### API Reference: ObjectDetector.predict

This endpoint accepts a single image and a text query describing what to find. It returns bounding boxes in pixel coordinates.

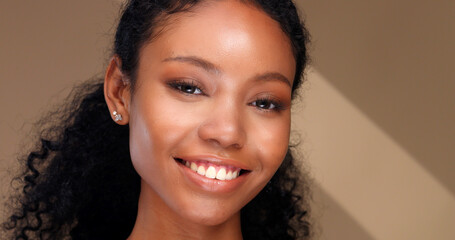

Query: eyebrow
[163,55,291,87]
[253,72,292,87]
[163,56,220,74]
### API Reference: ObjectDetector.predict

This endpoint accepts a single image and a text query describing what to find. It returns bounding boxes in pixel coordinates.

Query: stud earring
[113,111,123,122]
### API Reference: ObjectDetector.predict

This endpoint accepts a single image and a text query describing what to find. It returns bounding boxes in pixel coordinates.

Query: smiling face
[110,0,295,231]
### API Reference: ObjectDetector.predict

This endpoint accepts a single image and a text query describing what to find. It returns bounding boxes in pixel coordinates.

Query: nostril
[197,119,246,150]
[231,143,242,149]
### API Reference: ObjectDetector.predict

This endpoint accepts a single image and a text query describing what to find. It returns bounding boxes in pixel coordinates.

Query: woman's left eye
[251,98,283,111]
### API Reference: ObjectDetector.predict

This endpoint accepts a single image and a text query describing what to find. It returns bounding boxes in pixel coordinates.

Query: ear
[104,56,131,125]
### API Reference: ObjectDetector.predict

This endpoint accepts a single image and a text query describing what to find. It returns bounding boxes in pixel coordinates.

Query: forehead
[139,0,296,83]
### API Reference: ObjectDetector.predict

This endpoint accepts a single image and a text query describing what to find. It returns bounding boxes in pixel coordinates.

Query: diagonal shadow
[297,0,455,194]
[312,183,376,240]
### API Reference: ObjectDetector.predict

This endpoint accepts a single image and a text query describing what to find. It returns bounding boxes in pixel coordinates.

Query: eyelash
[249,96,285,112]
[167,80,285,112]
[167,79,205,96]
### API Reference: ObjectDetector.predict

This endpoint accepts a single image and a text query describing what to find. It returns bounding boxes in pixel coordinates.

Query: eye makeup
[166,79,206,96]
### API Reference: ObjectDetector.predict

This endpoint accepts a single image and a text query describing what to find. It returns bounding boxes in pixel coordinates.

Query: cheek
[128,92,178,179]
[251,114,291,174]
[127,89,202,178]
[128,103,165,181]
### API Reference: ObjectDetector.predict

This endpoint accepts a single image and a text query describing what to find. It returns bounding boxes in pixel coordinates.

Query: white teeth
[205,166,216,179]
[232,170,239,179]
[184,161,242,181]
[197,166,206,176]
[225,171,233,180]
[190,162,198,172]
[216,168,227,180]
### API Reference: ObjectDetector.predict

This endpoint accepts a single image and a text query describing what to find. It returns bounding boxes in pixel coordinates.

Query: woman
[2,0,311,239]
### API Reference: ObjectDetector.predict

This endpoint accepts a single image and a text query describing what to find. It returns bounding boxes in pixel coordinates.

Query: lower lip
[176,160,248,193]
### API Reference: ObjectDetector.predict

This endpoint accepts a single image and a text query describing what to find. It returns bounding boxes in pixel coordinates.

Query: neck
[127,181,243,240]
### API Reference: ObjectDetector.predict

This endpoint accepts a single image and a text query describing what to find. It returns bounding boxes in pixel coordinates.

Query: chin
[183,206,240,227]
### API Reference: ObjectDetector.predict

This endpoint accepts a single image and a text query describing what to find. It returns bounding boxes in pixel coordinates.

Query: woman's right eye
[167,80,204,95]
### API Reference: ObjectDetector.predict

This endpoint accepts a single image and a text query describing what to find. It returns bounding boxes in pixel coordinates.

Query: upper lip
[174,154,252,171]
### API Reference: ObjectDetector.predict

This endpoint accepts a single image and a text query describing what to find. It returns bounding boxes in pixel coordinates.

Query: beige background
[1,0,454,239]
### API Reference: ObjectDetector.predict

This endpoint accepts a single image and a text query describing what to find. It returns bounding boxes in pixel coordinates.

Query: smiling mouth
[174,158,249,181]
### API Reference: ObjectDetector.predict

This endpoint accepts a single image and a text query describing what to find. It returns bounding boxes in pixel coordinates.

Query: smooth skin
[104,1,296,239]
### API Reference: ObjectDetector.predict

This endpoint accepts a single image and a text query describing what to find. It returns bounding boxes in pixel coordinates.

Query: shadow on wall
[298,0,455,194]
[313,184,376,240]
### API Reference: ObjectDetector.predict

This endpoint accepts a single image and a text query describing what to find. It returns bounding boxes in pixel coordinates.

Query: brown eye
[251,99,278,110]
[255,99,273,109]
[168,80,204,95]
[179,84,201,94]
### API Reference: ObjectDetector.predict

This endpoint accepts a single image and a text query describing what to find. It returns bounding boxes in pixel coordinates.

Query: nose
[197,102,246,150]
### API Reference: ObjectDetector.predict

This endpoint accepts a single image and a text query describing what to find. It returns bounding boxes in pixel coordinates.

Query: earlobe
[104,55,131,125]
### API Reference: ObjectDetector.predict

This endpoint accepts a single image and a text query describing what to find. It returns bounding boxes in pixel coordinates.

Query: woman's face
[128,0,295,226]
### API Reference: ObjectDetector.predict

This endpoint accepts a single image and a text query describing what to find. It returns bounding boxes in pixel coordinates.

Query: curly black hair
[2,0,312,239]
